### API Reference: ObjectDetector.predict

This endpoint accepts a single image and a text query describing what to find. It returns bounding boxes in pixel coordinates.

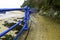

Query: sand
[0,11,24,38]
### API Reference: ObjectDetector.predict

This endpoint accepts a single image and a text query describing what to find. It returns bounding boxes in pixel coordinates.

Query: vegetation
[3,21,24,32]
[0,20,24,40]
[0,35,14,40]
[22,0,60,18]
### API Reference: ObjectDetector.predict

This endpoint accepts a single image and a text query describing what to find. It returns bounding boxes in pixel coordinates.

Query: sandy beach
[0,11,24,38]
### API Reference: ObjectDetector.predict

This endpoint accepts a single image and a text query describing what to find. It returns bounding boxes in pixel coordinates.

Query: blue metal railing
[0,6,30,40]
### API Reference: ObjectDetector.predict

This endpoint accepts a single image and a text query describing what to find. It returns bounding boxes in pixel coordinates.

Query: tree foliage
[22,0,60,18]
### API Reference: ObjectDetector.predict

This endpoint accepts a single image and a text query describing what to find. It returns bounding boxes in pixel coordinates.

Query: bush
[3,21,24,33]
[0,35,14,40]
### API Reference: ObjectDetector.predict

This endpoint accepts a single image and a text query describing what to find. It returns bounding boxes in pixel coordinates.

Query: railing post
[14,6,30,40]
[23,6,30,31]
[0,6,31,40]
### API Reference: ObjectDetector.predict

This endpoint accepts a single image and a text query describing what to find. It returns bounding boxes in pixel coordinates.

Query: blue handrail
[0,20,22,37]
[0,6,30,40]
[14,6,30,40]
[0,6,36,40]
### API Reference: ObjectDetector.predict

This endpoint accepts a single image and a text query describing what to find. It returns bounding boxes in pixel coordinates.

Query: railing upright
[0,6,31,40]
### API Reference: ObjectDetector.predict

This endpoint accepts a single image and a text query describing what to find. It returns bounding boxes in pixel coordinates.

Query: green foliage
[3,22,15,28]
[53,0,60,6]
[22,0,60,10]
[0,20,24,40]
[0,35,14,40]
[22,0,60,18]
[3,21,24,33]
[4,35,14,40]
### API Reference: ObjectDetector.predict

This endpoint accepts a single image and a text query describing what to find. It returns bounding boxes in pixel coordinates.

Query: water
[0,11,24,33]
[0,11,24,20]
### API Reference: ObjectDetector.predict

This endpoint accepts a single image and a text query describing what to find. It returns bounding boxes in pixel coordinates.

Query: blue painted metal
[0,20,22,37]
[0,6,36,40]
[0,6,31,40]
[0,8,23,12]
[14,6,30,40]
[0,8,24,13]
[14,23,27,40]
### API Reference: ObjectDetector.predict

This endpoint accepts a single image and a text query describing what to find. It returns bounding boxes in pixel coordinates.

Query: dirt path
[26,14,44,40]
[26,14,60,40]
[1,12,60,40]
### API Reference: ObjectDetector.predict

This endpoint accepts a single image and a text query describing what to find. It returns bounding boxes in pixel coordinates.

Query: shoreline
[0,11,24,39]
